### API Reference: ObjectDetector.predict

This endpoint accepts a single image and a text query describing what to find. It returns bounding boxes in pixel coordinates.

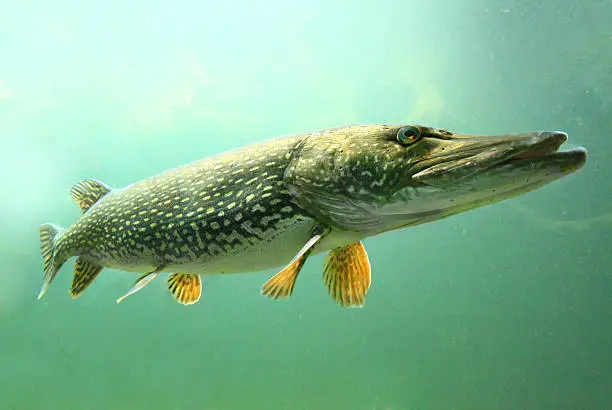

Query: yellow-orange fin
[168,273,202,305]
[323,241,371,307]
[261,227,327,300]
[261,252,308,299]
[116,266,164,304]
[70,257,103,298]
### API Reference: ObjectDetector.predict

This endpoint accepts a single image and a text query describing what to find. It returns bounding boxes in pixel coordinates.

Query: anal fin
[71,178,112,213]
[323,241,371,307]
[116,266,164,304]
[70,257,103,298]
[168,273,202,305]
[261,227,327,300]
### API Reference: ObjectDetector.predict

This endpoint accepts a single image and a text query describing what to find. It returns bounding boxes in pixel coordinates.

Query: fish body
[57,136,318,275]
[39,124,587,306]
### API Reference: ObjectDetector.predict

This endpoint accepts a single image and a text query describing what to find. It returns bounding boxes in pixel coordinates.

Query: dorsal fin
[71,178,111,213]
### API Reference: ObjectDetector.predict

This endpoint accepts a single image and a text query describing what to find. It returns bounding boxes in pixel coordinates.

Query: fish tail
[38,223,67,300]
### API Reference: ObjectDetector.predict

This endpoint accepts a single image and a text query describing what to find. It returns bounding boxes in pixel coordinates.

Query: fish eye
[396,126,422,146]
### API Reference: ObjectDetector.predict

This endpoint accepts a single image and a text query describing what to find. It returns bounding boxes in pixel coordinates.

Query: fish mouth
[412,131,588,186]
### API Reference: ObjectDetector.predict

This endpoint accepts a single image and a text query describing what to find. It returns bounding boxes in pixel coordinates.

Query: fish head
[286,124,587,235]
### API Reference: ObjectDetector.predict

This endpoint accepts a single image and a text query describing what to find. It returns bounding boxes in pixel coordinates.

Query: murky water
[1,1,610,409]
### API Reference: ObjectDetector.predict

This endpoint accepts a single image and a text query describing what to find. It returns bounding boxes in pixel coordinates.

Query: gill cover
[284,125,408,232]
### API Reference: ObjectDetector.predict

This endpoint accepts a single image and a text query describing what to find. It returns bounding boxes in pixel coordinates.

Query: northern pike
[38,125,587,306]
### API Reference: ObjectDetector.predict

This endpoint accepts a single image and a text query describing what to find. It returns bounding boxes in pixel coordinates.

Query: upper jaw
[411,131,586,186]
[508,131,567,159]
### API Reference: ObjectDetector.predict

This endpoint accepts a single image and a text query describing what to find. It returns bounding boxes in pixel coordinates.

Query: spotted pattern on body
[57,136,314,271]
[39,124,585,306]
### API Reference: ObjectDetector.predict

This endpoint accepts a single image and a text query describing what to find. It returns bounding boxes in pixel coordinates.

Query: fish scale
[58,136,316,274]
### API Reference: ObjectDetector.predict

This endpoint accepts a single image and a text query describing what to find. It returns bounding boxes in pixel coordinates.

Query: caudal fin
[38,223,65,300]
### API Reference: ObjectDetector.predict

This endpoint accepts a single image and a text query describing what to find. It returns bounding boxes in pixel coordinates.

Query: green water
[1,0,611,409]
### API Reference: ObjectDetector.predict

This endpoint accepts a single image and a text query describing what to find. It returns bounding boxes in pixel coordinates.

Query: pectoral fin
[261,227,328,300]
[323,241,371,307]
[116,266,164,304]
[168,273,202,305]
[70,257,103,298]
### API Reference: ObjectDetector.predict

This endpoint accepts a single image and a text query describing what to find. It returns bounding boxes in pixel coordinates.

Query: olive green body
[57,136,329,275]
[44,123,586,296]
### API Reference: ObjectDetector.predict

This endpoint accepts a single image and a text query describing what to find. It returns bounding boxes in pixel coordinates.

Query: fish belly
[164,217,316,274]
[95,215,317,276]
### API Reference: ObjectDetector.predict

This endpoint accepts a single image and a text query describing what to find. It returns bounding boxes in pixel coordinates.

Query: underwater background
[1,0,611,409]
